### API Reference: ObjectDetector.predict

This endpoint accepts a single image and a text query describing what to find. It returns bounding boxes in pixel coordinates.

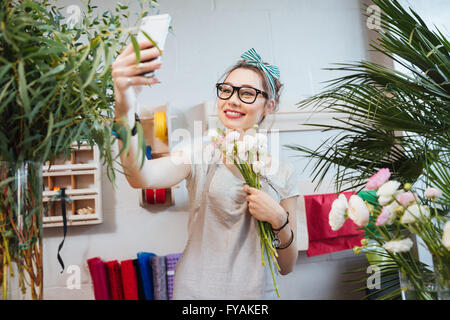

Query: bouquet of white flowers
[209,125,281,297]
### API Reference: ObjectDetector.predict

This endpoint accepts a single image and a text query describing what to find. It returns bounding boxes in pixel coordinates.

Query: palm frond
[288,0,449,207]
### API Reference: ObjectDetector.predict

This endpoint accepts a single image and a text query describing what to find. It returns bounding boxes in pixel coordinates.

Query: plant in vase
[209,125,281,297]
[330,168,449,300]
[282,0,449,300]
[0,0,161,299]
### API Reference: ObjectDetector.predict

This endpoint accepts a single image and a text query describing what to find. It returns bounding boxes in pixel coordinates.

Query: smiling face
[217,67,272,132]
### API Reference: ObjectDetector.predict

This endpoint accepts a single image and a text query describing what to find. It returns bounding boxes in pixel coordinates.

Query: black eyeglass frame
[215,82,268,104]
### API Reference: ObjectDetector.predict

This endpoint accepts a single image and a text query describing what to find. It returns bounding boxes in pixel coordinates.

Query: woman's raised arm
[113,40,191,189]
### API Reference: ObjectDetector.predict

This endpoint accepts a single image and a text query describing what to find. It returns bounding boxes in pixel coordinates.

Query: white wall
[42,0,379,300]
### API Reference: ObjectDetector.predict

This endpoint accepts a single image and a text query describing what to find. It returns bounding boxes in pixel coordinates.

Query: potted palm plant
[286,0,449,299]
[0,0,157,299]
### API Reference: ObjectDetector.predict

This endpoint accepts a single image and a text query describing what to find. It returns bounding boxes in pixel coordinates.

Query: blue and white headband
[240,48,280,99]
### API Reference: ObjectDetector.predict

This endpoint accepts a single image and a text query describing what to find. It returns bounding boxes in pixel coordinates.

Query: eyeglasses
[216,83,268,104]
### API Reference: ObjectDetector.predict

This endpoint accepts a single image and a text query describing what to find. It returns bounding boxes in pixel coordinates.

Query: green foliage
[0,0,159,186]
[286,0,449,209]
[286,0,449,300]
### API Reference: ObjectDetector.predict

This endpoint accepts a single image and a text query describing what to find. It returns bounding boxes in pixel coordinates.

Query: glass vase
[399,270,437,300]
[0,161,43,300]
[433,255,450,300]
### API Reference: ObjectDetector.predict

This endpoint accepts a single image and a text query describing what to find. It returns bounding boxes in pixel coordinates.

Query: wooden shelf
[136,105,177,209]
[42,142,102,228]
[42,163,98,172]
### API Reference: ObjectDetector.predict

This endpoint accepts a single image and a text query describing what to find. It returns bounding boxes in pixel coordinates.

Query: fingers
[113,59,162,79]
[118,39,155,59]
[114,75,160,91]
[243,184,258,194]
[116,47,161,68]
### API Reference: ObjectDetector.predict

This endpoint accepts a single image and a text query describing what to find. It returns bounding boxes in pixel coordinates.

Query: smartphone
[137,13,171,78]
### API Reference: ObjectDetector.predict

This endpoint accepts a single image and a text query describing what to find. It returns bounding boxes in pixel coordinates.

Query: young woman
[112,40,299,299]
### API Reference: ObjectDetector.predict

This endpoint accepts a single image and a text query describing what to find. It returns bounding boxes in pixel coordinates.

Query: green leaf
[82,41,104,89]
[130,33,140,64]
[141,30,162,55]
[18,60,31,117]
[0,63,12,80]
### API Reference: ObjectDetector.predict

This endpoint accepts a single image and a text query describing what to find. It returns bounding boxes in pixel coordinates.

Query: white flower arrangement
[330,167,449,299]
[210,125,279,296]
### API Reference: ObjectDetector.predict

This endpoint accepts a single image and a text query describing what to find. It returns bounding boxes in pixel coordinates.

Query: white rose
[235,141,248,161]
[207,129,220,142]
[376,181,401,205]
[382,238,414,253]
[424,187,443,199]
[334,194,349,211]
[252,160,266,175]
[225,130,240,143]
[255,133,268,152]
[255,133,267,145]
[329,194,348,231]
[401,204,430,224]
[348,195,370,227]
[385,201,400,224]
[243,135,256,152]
[442,221,450,250]
[378,196,392,206]
[236,141,246,154]
[225,143,235,156]
[259,143,268,154]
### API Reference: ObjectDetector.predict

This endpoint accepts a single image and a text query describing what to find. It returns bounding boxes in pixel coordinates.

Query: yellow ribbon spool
[154,112,167,141]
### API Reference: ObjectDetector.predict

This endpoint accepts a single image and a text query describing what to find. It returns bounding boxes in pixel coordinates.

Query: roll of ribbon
[146,145,152,160]
[154,112,167,141]
[155,188,166,204]
[145,189,155,204]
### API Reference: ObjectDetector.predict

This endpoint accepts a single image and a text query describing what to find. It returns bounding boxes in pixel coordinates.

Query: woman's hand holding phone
[112,40,162,116]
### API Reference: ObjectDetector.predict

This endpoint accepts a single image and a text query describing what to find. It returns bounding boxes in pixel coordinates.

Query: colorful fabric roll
[137,252,156,300]
[165,253,181,300]
[154,112,167,141]
[155,188,166,204]
[105,260,124,300]
[151,256,168,300]
[146,189,155,204]
[87,257,110,300]
[120,259,139,300]
[133,259,146,300]
[146,145,152,160]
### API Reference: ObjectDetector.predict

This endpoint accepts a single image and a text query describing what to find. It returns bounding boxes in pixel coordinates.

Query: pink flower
[366,168,391,190]
[395,191,417,206]
[376,206,390,226]
[425,187,442,199]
